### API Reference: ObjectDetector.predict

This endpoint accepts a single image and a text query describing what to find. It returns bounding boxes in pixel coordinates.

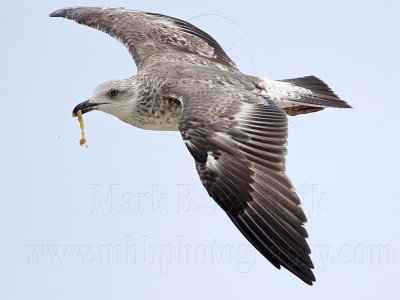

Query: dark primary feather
[171,83,315,285]
[49,7,238,72]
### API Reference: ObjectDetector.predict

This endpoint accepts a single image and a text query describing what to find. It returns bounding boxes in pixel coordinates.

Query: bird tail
[278,76,352,109]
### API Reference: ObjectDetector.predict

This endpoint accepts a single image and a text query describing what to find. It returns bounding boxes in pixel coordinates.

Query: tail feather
[278,76,352,109]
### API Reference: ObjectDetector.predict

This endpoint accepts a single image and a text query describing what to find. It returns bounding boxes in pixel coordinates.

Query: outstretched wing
[170,84,315,285]
[50,7,238,72]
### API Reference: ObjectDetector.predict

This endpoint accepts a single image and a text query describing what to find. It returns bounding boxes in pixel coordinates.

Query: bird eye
[109,89,119,97]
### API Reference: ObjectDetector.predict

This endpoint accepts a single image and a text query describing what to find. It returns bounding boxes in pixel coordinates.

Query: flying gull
[50,7,351,285]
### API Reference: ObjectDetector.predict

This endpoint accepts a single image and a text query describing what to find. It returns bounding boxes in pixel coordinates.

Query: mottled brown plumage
[51,6,351,285]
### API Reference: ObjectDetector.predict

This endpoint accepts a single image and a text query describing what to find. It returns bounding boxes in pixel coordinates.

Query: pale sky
[1,0,399,299]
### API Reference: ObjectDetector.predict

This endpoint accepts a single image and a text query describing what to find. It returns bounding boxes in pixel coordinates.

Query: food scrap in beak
[76,110,87,147]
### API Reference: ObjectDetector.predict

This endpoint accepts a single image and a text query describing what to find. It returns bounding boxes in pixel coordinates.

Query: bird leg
[283,105,324,116]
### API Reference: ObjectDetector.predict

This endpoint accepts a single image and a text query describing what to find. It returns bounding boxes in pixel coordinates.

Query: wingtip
[299,267,316,286]
[306,279,315,286]
[49,7,78,18]
[49,7,95,18]
[49,8,64,17]
[49,7,76,18]
[296,264,316,285]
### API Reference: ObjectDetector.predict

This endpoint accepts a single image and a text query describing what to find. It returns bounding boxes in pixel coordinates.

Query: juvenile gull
[50,7,351,285]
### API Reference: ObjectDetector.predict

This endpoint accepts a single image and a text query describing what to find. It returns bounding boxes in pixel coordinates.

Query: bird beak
[72,100,101,117]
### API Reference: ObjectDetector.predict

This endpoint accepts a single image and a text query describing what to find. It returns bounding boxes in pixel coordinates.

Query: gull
[50,7,351,285]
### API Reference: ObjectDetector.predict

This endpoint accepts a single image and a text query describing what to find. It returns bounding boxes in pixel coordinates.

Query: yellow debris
[76,110,87,147]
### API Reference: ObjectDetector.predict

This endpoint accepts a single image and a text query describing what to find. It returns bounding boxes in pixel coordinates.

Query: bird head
[72,78,140,122]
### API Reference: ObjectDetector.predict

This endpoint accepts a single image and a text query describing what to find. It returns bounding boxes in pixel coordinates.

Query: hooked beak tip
[72,100,100,117]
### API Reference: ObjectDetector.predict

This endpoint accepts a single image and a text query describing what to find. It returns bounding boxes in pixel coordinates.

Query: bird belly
[138,96,182,131]
[136,104,182,131]
[140,116,180,131]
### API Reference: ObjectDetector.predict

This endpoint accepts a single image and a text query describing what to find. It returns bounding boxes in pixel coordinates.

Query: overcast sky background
[1,0,399,299]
